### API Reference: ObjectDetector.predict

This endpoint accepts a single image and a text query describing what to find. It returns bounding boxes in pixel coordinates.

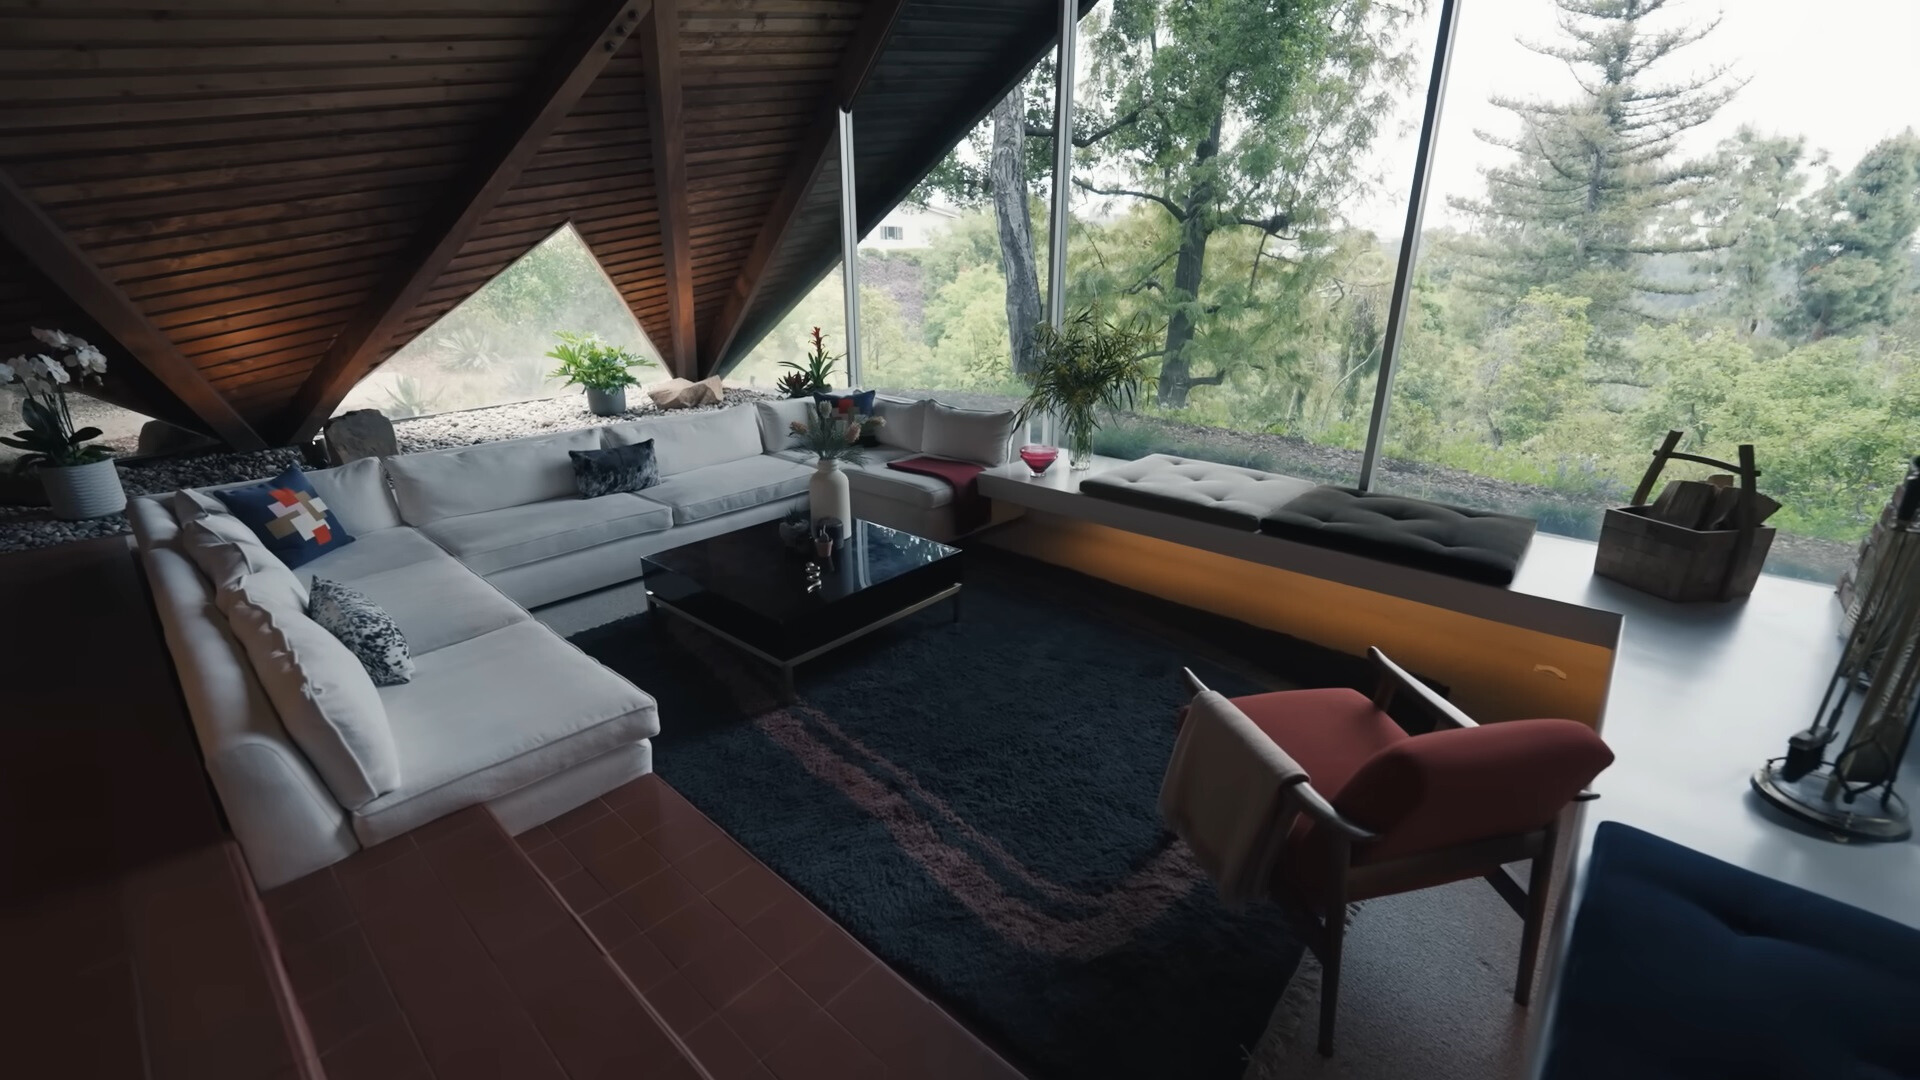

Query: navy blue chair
[1542,822,1920,1079]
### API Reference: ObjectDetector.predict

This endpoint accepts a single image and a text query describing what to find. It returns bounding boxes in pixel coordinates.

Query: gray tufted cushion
[1258,486,1536,585]
[1080,454,1318,530]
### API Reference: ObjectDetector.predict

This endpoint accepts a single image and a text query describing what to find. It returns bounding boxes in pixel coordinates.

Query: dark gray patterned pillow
[570,440,659,498]
[308,577,413,686]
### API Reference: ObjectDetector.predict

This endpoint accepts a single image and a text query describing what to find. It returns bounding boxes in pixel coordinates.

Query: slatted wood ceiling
[0,0,1058,448]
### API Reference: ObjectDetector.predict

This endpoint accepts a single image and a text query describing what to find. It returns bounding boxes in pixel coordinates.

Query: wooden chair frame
[1184,647,1597,1055]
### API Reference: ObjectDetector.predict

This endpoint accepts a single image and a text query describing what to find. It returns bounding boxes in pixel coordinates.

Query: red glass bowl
[1019,444,1060,476]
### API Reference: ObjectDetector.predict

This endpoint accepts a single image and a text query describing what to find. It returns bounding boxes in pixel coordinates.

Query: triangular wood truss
[0,0,1066,448]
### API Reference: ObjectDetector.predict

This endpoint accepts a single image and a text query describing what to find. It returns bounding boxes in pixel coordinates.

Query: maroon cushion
[1332,718,1614,863]
[1229,688,1407,794]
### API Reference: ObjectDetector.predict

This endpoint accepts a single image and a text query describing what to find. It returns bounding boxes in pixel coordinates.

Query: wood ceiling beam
[0,169,267,450]
[696,0,909,376]
[639,0,696,377]
[277,0,650,446]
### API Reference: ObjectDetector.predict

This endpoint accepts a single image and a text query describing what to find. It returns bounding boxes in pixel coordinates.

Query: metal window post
[1034,0,1078,446]
[1047,0,1076,330]
[837,107,863,388]
[1357,0,1460,490]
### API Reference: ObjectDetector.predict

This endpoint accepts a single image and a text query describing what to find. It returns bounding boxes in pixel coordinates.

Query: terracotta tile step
[521,774,1028,1080]
[263,805,709,1080]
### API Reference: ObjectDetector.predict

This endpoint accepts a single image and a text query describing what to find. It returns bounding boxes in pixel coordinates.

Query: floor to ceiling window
[1375,0,1920,582]
[1061,0,1440,480]
[728,265,847,392]
[856,64,1056,413]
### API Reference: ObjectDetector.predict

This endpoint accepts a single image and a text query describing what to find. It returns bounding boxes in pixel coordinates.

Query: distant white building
[862,203,960,251]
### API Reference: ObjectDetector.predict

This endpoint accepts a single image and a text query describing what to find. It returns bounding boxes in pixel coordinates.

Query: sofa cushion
[873,396,928,452]
[221,574,401,811]
[327,556,529,656]
[1259,486,1537,586]
[638,455,812,525]
[570,441,659,498]
[308,456,403,534]
[180,514,311,605]
[846,452,956,510]
[172,487,227,523]
[755,398,815,453]
[421,494,673,576]
[309,577,414,687]
[1080,454,1317,530]
[921,401,1017,466]
[602,404,761,476]
[295,525,450,587]
[352,620,659,845]
[383,428,602,525]
[215,465,357,569]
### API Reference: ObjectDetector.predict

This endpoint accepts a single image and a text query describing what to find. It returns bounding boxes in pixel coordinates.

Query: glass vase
[1068,421,1096,471]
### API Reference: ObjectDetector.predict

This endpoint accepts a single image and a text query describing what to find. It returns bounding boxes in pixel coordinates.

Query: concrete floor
[1514,534,1920,933]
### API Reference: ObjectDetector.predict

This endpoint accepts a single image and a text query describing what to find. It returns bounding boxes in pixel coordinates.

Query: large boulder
[322,409,398,465]
[136,419,217,457]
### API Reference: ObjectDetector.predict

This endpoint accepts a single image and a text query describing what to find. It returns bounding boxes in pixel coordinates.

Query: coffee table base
[647,583,962,702]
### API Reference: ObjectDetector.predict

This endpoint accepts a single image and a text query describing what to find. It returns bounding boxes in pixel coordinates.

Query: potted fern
[1,329,125,520]
[1014,308,1152,470]
[546,331,654,415]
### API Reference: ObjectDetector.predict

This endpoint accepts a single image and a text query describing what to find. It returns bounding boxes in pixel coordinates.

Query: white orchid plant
[1,328,112,472]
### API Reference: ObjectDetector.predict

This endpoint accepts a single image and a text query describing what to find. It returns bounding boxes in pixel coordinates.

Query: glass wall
[1060,0,1440,481]
[858,67,1055,413]
[337,224,660,420]
[728,265,847,392]
[1376,0,1920,582]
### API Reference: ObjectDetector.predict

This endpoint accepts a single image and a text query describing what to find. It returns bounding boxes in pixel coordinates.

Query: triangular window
[337,225,660,420]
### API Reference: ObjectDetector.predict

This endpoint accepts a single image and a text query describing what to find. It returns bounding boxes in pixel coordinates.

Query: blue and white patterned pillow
[308,577,413,686]
[213,465,355,569]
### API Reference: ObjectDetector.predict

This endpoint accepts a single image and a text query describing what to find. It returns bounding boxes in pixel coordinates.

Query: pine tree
[1789,131,1920,340]
[1458,0,1740,351]
[1693,128,1808,337]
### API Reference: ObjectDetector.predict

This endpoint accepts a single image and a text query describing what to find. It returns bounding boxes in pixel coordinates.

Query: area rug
[571,557,1339,1080]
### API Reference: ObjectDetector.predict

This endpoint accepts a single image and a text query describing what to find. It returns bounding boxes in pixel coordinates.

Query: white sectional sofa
[129,397,1012,887]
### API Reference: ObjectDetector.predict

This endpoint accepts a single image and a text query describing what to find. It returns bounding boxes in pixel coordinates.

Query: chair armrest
[1181,668,1379,844]
[1294,783,1380,844]
[1368,646,1478,732]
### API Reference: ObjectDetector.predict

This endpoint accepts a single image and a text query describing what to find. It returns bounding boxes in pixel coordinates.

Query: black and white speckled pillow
[308,577,413,686]
[570,440,659,498]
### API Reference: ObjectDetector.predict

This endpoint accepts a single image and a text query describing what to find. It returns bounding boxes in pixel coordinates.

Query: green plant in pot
[546,331,654,415]
[1,328,126,520]
[1015,307,1153,470]
[779,327,839,397]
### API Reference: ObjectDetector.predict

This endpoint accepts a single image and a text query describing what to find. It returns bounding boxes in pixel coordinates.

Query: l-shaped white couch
[130,396,1014,887]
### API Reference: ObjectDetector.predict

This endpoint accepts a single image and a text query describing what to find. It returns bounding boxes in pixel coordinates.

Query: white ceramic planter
[586,387,627,415]
[809,458,852,531]
[42,458,126,520]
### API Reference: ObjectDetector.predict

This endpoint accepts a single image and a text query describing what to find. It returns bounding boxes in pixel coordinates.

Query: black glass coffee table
[641,520,963,700]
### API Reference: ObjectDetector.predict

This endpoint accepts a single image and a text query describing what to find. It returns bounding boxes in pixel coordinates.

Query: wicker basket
[1593,431,1775,602]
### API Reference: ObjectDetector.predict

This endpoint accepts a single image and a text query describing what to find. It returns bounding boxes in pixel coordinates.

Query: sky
[1349,0,1920,235]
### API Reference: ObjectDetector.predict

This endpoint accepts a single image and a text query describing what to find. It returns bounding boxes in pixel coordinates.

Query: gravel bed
[0,390,775,554]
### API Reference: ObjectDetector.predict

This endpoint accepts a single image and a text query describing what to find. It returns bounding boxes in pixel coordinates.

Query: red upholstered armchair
[1170,648,1613,1055]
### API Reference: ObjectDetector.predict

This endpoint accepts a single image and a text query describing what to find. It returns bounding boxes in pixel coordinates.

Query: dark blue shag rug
[571,557,1328,1079]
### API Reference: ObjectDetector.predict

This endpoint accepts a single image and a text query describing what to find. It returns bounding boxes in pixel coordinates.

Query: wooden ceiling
[0,0,1064,448]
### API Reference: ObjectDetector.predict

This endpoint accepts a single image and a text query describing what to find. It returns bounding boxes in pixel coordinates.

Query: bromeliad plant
[779,327,839,397]
[787,397,881,465]
[1014,307,1154,469]
[545,331,654,391]
[1,328,112,472]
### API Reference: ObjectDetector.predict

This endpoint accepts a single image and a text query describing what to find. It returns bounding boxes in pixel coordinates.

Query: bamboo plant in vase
[788,397,881,534]
[2,329,126,520]
[1015,308,1153,471]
